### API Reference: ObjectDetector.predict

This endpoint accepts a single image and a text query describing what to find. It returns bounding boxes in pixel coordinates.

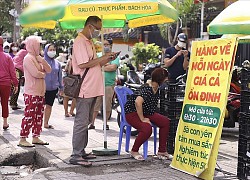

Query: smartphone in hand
[109,51,121,61]
[114,51,121,58]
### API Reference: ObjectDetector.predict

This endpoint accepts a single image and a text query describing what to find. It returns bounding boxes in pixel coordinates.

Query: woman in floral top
[125,68,172,161]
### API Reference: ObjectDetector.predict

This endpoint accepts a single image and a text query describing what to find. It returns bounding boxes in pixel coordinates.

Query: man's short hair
[85,16,102,27]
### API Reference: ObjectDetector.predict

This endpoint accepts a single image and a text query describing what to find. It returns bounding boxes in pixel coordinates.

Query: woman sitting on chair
[125,68,172,161]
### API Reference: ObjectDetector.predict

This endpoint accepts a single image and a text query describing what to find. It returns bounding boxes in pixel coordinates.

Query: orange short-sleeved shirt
[72,33,104,98]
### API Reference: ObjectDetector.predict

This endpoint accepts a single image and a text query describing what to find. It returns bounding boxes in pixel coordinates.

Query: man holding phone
[70,16,119,167]
[89,37,120,130]
[164,33,190,83]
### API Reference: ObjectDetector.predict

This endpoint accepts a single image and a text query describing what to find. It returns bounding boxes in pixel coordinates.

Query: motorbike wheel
[117,112,138,136]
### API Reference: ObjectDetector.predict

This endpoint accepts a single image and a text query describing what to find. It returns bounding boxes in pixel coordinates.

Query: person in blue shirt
[43,43,63,129]
[164,33,190,83]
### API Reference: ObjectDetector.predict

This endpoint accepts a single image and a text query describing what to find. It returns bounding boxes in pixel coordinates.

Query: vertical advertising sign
[170,38,238,180]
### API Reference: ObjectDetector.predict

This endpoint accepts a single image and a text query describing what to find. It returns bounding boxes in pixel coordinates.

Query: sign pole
[200,1,204,39]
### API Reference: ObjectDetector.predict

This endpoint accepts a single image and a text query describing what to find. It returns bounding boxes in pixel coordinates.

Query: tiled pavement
[0,89,240,179]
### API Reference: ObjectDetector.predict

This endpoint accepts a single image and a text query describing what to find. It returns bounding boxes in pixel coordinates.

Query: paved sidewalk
[0,90,239,179]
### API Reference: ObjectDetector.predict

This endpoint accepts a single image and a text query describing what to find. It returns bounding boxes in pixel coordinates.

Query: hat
[177,33,187,42]
[0,36,3,45]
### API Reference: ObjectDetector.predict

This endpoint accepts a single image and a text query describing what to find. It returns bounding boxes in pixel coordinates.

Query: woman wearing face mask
[43,44,63,129]
[3,41,10,53]
[10,41,28,110]
[9,42,19,58]
[0,36,18,131]
[164,33,190,83]
[18,36,51,147]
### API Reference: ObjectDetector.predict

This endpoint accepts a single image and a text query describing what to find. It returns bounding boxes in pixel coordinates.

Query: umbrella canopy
[221,34,250,44]
[208,1,250,35]
[19,0,178,29]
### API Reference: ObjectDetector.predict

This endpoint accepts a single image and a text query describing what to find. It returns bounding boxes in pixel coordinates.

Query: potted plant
[132,42,160,69]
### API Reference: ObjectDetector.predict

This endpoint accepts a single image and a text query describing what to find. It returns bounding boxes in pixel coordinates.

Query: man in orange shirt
[69,16,118,167]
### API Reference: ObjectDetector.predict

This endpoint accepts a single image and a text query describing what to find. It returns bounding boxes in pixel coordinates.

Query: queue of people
[0,16,190,167]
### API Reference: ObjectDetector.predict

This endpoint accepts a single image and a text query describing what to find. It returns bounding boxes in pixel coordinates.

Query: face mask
[104,46,111,53]
[177,41,186,49]
[89,25,100,39]
[92,29,100,39]
[12,47,18,52]
[4,49,10,53]
[47,51,56,58]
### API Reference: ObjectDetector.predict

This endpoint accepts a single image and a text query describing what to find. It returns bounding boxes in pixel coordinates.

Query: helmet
[177,33,187,42]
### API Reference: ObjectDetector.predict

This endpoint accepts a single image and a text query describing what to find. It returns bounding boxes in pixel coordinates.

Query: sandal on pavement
[32,140,49,145]
[82,152,96,159]
[18,141,35,148]
[157,153,173,160]
[70,113,76,117]
[3,124,9,130]
[69,158,92,167]
[44,125,54,129]
[65,113,70,117]
[130,153,144,161]
[12,106,21,110]
[89,124,95,129]
[102,125,109,130]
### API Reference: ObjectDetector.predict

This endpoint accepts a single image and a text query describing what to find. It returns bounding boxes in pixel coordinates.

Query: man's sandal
[65,113,70,117]
[82,152,96,159]
[69,158,92,167]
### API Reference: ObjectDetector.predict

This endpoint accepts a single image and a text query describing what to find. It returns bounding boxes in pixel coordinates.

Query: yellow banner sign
[70,2,158,16]
[128,15,174,28]
[170,38,238,179]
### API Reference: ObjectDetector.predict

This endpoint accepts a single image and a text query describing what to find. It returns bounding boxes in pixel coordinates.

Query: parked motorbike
[224,67,241,128]
[143,62,161,83]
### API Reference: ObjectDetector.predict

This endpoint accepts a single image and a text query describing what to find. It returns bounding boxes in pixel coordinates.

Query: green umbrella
[221,34,250,44]
[208,1,250,35]
[19,0,178,29]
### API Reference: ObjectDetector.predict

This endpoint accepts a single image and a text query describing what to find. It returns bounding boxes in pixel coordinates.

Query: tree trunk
[168,0,179,46]
[13,0,22,42]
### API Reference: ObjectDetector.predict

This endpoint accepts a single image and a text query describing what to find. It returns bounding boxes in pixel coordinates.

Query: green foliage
[120,64,129,79]
[158,24,169,41]
[175,0,199,25]
[158,0,199,45]
[0,0,15,35]
[132,42,160,67]
[21,26,77,52]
